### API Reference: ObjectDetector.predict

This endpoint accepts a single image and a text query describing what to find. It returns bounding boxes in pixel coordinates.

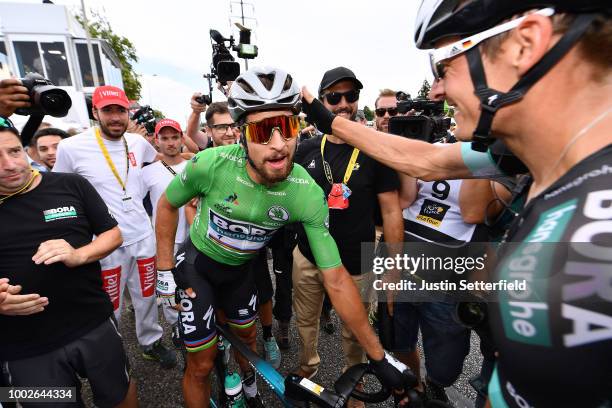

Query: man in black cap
[292,67,403,407]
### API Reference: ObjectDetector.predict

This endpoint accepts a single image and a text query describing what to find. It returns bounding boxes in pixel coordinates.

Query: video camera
[15,73,72,118]
[196,26,258,105]
[388,91,451,143]
[131,105,156,134]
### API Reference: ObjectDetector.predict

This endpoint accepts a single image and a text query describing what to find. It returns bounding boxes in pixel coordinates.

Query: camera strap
[20,114,44,148]
[160,160,177,176]
[95,127,129,194]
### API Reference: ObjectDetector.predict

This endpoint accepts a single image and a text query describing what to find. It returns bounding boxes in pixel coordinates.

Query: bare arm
[301,87,470,181]
[321,265,384,360]
[32,226,122,267]
[398,173,418,209]
[379,190,404,246]
[459,180,512,224]
[156,193,180,269]
[186,93,209,149]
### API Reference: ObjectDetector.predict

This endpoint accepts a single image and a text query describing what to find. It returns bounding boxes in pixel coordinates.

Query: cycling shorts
[1,317,130,408]
[175,239,259,353]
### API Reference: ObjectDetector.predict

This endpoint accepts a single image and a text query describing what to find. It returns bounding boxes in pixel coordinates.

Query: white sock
[242,371,257,398]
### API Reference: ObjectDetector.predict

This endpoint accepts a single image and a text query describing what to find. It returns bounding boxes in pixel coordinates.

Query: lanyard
[320,135,360,185]
[161,160,177,176]
[95,127,129,194]
[0,169,40,205]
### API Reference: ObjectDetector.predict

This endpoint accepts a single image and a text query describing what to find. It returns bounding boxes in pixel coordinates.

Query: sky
[14,0,433,125]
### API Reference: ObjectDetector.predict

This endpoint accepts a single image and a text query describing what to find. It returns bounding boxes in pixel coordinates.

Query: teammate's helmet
[414,0,611,49]
[228,66,301,124]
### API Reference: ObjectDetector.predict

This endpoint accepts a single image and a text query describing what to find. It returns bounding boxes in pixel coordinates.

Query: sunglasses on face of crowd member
[321,89,360,105]
[429,7,555,80]
[210,123,237,132]
[241,115,301,145]
[375,107,398,117]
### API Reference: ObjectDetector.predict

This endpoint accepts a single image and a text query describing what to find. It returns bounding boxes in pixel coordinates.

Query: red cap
[155,118,182,135]
[92,86,129,109]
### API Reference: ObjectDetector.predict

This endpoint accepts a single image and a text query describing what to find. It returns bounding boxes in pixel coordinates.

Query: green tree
[152,109,165,120]
[417,79,431,99]
[363,105,374,121]
[76,12,142,100]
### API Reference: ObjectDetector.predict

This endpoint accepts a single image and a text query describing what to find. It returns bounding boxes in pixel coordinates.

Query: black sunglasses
[321,89,360,105]
[375,107,398,117]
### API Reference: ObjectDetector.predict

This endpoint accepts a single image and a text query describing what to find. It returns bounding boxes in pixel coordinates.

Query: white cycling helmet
[228,66,301,123]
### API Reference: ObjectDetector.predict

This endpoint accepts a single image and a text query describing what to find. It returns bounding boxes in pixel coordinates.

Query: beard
[332,106,357,121]
[249,149,295,185]
[99,119,128,139]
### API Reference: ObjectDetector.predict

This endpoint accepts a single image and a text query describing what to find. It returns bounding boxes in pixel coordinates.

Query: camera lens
[39,89,72,117]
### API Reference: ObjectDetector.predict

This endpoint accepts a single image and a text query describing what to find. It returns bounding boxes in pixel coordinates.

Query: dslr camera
[15,73,72,117]
[131,105,156,134]
[388,91,451,143]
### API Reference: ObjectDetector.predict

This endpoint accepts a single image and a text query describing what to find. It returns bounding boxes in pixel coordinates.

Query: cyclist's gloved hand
[301,96,335,135]
[156,270,177,307]
[369,351,418,391]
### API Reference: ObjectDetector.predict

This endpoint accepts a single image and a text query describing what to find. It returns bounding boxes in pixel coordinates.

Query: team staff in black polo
[0,102,137,407]
[292,67,404,407]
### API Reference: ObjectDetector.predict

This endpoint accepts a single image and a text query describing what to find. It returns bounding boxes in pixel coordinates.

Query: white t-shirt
[53,128,158,246]
[141,160,189,245]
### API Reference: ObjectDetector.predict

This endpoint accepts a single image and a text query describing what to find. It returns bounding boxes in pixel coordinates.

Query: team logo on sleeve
[324,215,329,229]
[267,206,289,222]
[416,199,450,227]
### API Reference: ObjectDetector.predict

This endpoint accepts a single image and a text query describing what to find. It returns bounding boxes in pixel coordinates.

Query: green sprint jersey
[165,144,341,269]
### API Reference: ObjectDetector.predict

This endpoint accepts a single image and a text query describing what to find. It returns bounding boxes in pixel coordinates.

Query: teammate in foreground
[301,1,612,407]
[155,67,411,407]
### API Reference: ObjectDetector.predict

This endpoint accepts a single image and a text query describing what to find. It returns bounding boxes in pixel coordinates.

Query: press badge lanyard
[95,127,133,211]
[321,135,359,209]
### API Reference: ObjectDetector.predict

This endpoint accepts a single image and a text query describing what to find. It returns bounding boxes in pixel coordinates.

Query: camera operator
[0,118,138,407]
[374,89,398,133]
[186,97,239,150]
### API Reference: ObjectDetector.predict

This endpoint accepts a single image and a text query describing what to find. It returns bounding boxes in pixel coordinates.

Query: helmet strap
[467,12,598,152]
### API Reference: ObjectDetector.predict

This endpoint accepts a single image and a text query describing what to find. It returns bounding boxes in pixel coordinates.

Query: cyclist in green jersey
[155,67,412,408]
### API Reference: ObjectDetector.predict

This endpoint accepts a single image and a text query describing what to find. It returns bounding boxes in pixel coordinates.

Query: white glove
[156,270,177,307]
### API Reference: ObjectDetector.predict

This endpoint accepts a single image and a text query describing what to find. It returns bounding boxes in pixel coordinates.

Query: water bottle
[217,335,231,366]
[224,371,246,408]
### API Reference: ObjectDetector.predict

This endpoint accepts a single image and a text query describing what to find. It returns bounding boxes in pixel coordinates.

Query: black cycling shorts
[175,239,259,353]
[1,317,130,408]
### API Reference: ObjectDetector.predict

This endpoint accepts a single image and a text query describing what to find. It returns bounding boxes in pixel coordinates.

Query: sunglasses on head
[321,89,360,105]
[0,116,16,129]
[429,7,555,80]
[375,107,398,117]
[241,115,301,145]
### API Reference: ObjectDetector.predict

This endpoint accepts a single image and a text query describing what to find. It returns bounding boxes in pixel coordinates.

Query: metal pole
[80,0,100,87]
[240,0,248,70]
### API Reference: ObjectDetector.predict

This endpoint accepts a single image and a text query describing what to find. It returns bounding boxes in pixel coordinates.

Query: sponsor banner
[137,257,156,297]
[101,267,121,310]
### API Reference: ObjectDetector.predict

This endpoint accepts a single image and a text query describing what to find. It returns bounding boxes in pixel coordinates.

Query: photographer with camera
[185,98,239,150]
[374,89,399,133]
[52,85,177,369]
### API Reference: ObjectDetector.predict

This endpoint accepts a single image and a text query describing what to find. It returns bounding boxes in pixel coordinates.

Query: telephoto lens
[16,73,72,117]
